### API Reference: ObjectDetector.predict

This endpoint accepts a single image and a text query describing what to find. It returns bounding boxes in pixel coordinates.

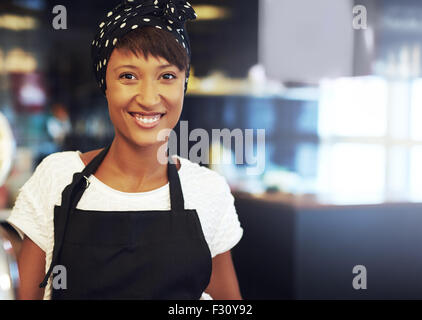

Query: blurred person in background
[34,102,72,169]
[46,102,71,151]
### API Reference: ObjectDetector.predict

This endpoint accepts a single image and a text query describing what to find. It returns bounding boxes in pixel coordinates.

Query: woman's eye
[162,73,176,80]
[119,73,176,81]
[120,73,135,80]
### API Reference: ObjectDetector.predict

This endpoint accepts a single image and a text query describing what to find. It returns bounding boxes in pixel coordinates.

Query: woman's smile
[128,111,166,129]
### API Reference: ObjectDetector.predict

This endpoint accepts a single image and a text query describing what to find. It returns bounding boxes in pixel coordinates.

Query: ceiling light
[193,5,231,20]
[0,14,38,31]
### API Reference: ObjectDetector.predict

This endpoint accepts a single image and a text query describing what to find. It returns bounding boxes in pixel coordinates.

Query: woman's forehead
[109,48,171,67]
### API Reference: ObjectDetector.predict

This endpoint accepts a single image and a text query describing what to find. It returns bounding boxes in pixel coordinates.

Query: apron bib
[39,145,212,299]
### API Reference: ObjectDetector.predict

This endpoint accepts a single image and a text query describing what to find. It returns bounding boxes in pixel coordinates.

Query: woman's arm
[17,235,46,300]
[205,250,242,300]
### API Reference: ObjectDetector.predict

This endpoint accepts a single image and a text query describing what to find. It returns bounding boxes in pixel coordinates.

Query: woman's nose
[134,80,161,107]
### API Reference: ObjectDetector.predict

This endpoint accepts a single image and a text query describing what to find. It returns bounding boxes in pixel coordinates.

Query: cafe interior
[1,0,422,299]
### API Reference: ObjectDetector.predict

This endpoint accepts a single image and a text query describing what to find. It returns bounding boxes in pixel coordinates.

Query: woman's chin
[129,134,167,149]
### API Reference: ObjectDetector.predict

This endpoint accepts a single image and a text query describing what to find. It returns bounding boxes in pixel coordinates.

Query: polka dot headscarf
[91,0,197,96]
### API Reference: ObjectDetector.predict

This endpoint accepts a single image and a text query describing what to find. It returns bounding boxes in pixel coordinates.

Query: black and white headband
[91,0,197,96]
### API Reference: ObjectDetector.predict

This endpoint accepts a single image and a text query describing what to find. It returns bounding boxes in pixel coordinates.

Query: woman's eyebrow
[114,64,175,71]
[114,65,137,71]
[156,64,175,69]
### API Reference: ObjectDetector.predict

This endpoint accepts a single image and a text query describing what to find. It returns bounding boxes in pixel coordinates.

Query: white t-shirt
[7,150,243,300]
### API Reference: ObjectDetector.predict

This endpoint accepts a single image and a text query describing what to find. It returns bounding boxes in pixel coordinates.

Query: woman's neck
[96,138,172,193]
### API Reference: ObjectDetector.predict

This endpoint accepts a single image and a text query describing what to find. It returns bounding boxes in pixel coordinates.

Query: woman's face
[105,48,185,148]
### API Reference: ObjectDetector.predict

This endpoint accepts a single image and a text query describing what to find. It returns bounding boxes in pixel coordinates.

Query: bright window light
[317,143,386,204]
[410,146,422,201]
[411,78,422,141]
[318,77,388,137]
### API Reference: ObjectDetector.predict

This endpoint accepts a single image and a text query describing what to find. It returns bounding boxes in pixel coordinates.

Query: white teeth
[134,114,161,124]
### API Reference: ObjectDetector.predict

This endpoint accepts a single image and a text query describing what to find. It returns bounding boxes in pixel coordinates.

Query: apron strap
[39,171,87,288]
[168,156,185,213]
[39,145,112,288]
[81,144,111,176]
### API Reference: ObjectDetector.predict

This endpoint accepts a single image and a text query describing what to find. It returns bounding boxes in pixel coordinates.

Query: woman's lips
[128,112,164,129]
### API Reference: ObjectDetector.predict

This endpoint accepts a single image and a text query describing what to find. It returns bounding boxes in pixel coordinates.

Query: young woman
[7,0,243,299]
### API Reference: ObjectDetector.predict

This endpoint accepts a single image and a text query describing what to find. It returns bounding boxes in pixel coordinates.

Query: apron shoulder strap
[39,145,111,288]
[168,156,185,213]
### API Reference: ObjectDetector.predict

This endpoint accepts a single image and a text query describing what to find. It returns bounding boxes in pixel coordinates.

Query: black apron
[39,145,212,299]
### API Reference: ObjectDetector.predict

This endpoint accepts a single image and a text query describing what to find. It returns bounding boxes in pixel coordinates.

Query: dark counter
[231,193,422,299]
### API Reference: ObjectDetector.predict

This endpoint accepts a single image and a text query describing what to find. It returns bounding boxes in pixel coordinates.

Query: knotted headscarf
[91,0,197,96]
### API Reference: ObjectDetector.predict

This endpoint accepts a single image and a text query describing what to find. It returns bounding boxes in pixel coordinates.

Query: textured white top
[7,150,243,300]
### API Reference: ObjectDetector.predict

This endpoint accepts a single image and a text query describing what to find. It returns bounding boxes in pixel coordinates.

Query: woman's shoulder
[28,150,83,185]
[39,150,83,169]
[177,156,220,177]
[15,150,83,206]
[176,156,231,193]
[78,148,103,166]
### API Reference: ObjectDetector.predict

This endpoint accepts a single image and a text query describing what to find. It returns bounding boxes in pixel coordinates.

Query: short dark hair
[115,26,189,73]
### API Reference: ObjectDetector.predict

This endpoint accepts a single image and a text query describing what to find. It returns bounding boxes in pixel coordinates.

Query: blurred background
[2,0,422,299]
